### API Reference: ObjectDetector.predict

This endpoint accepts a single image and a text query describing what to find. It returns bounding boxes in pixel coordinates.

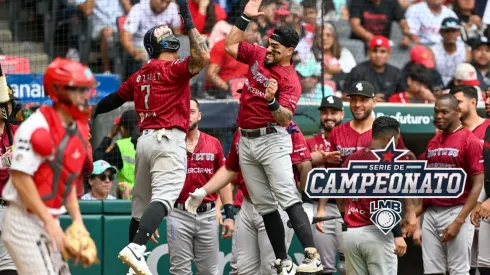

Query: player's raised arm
[224,0,264,59]
[176,0,210,75]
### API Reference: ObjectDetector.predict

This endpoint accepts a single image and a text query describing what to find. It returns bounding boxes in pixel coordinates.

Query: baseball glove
[62,223,99,267]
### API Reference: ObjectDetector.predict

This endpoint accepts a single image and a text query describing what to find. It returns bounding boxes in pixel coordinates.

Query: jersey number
[141,85,151,110]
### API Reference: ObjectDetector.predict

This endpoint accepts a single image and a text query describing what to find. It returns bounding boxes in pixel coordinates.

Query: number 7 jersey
[117,57,197,133]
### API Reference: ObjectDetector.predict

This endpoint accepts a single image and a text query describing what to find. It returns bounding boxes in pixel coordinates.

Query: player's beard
[351,109,372,121]
[320,120,341,132]
[189,122,198,131]
[460,110,470,123]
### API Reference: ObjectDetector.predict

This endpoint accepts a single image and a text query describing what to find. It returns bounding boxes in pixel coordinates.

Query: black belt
[174,201,215,213]
[239,126,277,139]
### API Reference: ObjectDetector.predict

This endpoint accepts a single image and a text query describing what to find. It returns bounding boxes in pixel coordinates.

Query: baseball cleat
[296,248,323,274]
[118,243,153,275]
[272,258,297,275]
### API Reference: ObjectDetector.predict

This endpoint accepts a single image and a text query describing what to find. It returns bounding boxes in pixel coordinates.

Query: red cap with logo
[410,45,435,69]
[368,35,390,50]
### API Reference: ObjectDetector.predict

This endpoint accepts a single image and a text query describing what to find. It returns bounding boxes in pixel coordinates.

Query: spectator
[278,3,310,40]
[206,21,259,98]
[389,63,436,103]
[400,44,445,92]
[207,0,246,49]
[186,0,227,36]
[256,0,277,43]
[121,0,182,77]
[447,62,486,100]
[301,0,317,26]
[349,0,412,47]
[296,59,335,101]
[76,0,131,73]
[405,0,458,46]
[431,17,470,85]
[469,36,490,91]
[343,35,404,101]
[94,110,138,189]
[453,0,483,41]
[298,23,357,77]
[82,160,117,200]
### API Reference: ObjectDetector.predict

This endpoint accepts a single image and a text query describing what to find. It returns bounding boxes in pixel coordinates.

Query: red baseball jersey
[343,148,409,228]
[226,128,311,207]
[118,57,196,132]
[176,131,225,204]
[472,119,490,141]
[232,173,248,206]
[233,182,244,208]
[422,128,484,207]
[306,133,331,155]
[235,42,301,129]
[388,91,429,104]
[0,124,18,193]
[328,121,406,164]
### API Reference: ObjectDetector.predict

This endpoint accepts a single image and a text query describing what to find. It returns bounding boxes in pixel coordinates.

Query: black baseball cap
[319,95,343,111]
[345,81,376,98]
[440,17,461,30]
[469,35,490,50]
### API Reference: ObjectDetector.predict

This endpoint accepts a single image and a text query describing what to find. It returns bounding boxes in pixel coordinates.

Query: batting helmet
[144,25,180,58]
[43,58,96,121]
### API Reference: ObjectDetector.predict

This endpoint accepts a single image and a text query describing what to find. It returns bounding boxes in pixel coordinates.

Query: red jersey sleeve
[167,56,196,81]
[210,40,225,66]
[277,82,300,113]
[237,42,263,65]
[464,135,484,176]
[291,131,312,165]
[118,75,135,101]
[225,131,240,172]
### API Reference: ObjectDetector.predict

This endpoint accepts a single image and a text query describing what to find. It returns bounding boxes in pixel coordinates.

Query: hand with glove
[185,188,208,215]
[176,0,196,32]
[62,222,99,267]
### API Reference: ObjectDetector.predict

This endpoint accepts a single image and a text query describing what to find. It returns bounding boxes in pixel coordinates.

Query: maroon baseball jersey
[118,57,196,132]
[226,128,311,207]
[306,133,332,155]
[0,124,17,193]
[328,121,406,164]
[235,42,301,129]
[233,173,248,207]
[233,182,245,208]
[176,131,225,204]
[343,148,409,228]
[423,128,484,207]
[472,119,490,141]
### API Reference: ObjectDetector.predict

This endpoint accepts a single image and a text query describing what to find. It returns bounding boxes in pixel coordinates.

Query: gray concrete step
[0,42,44,55]
[0,29,11,42]
[0,20,9,30]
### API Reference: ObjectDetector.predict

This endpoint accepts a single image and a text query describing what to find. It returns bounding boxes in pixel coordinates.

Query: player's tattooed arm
[272,106,293,127]
[188,28,210,75]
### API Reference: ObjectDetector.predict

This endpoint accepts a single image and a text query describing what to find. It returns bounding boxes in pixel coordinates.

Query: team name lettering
[136,73,162,83]
[250,62,270,87]
[426,148,460,158]
[337,146,365,156]
[244,79,266,97]
[187,167,213,174]
[191,153,215,161]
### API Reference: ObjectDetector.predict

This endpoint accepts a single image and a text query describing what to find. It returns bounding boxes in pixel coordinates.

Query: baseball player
[92,2,210,273]
[305,95,345,275]
[0,83,19,275]
[450,85,490,274]
[418,94,484,275]
[196,0,322,272]
[1,58,96,274]
[470,87,490,275]
[341,116,409,275]
[166,98,234,275]
[186,121,313,274]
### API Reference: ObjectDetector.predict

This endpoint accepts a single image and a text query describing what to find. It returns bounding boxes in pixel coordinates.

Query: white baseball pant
[312,201,344,274]
[478,220,490,268]
[0,205,16,272]
[167,207,219,275]
[231,198,294,275]
[131,128,187,220]
[422,205,474,275]
[342,225,397,275]
[238,127,302,216]
[1,203,69,275]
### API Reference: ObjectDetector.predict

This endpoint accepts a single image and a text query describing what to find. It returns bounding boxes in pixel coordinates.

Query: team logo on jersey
[305,137,467,198]
[370,200,402,235]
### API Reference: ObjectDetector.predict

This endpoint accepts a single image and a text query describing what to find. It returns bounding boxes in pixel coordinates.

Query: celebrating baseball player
[92,1,209,273]
[471,87,490,275]
[187,0,323,272]
[417,94,484,275]
[166,98,234,274]
[341,116,409,275]
[305,95,345,275]
[449,85,490,274]
[186,121,313,274]
[1,58,98,275]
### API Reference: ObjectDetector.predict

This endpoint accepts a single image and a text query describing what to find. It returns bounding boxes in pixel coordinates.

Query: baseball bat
[0,64,12,149]
[286,215,343,228]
